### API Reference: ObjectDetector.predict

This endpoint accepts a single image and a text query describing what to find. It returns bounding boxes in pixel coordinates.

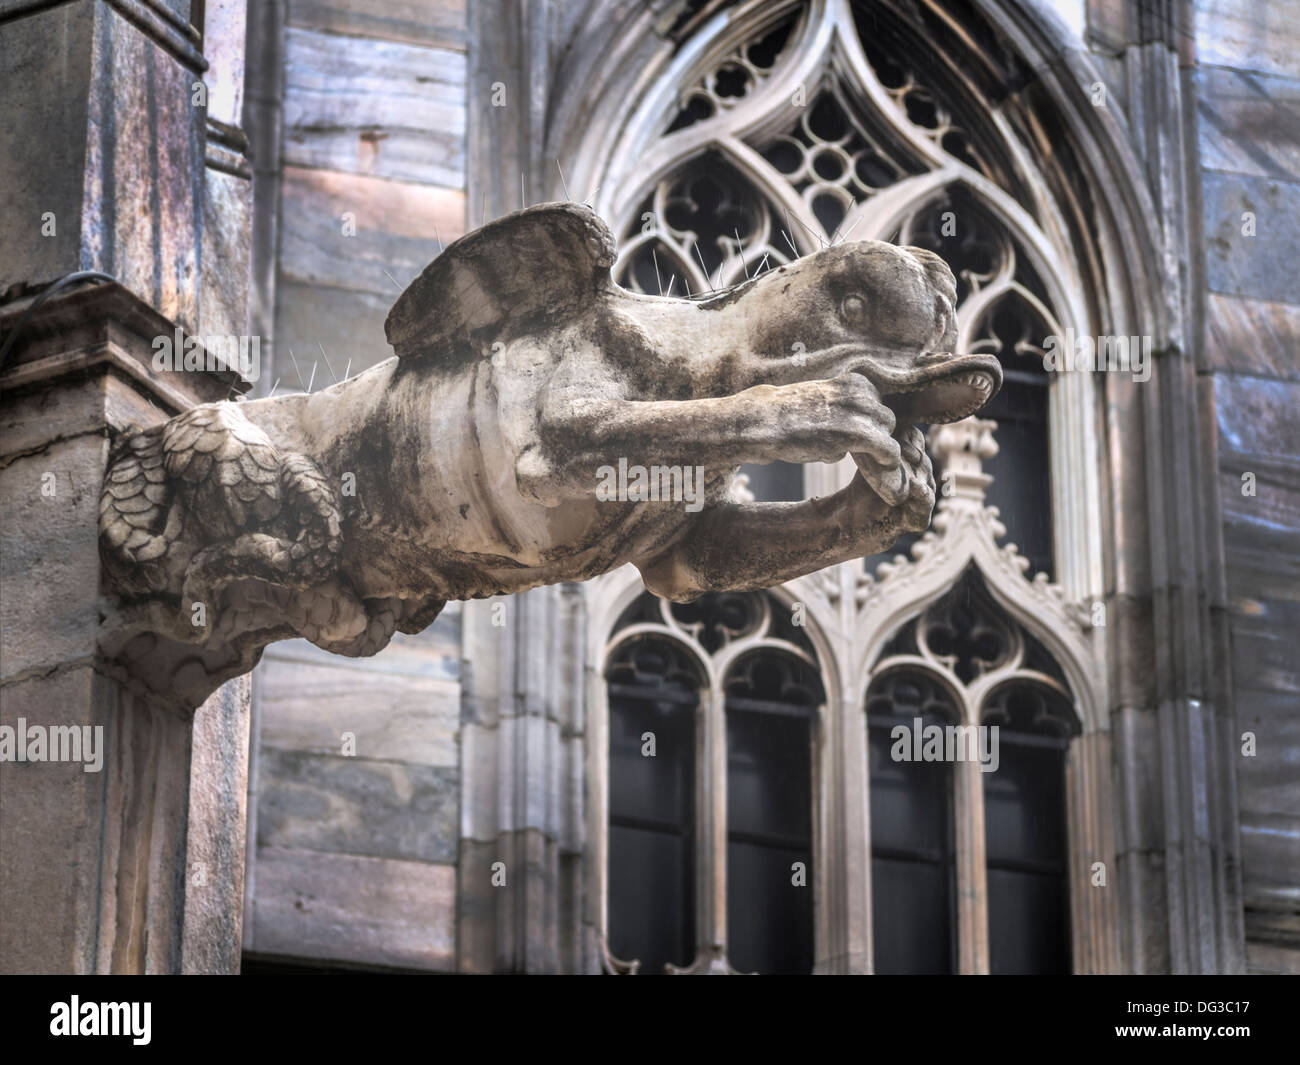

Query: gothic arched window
[864,570,1081,973]
[587,0,1104,596]
[603,591,825,973]
[606,635,702,973]
[577,0,1112,975]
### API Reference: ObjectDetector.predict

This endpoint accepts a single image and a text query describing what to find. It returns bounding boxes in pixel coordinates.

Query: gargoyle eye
[841,294,866,325]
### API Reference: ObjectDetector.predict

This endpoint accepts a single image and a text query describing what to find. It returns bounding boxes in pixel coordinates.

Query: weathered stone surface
[283,27,466,187]
[1202,170,1300,305]
[97,203,1001,708]
[1214,368,1300,966]
[1195,0,1300,82]
[251,847,455,970]
[0,668,104,973]
[259,657,459,765]
[0,422,106,683]
[182,672,253,974]
[0,2,94,294]
[199,166,253,347]
[1204,292,1300,382]
[289,0,467,50]
[273,278,394,383]
[1,285,252,975]
[257,749,458,863]
[278,165,463,297]
[1196,65,1300,183]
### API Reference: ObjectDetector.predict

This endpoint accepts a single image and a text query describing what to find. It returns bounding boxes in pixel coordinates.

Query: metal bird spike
[306,360,317,395]
[788,206,825,248]
[692,241,716,292]
[556,158,572,201]
[833,211,865,247]
[735,228,750,280]
[781,226,799,257]
[318,341,338,383]
[652,247,664,296]
[287,348,307,391]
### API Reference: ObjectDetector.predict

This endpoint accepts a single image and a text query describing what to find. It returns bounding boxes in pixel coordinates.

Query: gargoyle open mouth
[872,354,1003,425]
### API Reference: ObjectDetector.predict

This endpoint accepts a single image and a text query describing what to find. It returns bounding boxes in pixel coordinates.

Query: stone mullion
[1066,730,1121,973]
[822,679,872,974]
[705,686,730,964]
[953,755,990,974]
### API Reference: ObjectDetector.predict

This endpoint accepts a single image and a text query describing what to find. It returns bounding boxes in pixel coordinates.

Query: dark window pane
[982,682,1075,974]
[727,840,813,974]
[871,857,954,974]
[987,868,1070,975]
[728,710,812,843]
[867,671,957,974]
[868,722,952,856]
[606,637,700,973]
[609,824,694,973]
[983,743,1068,866]
[982,378,1053,579]
[609,693,694,826]
[725,652,819,974]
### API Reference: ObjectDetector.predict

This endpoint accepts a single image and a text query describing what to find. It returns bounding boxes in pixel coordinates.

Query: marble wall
[1194,0,1300,974]
[242,0,468,970]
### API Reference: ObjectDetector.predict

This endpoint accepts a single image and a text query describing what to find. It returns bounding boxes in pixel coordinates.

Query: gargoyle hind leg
[637,428,934,601]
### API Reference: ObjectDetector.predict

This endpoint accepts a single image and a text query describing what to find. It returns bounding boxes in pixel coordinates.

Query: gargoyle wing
[99,403,282,587]
[384,202,617,363]
[161,403,282,538]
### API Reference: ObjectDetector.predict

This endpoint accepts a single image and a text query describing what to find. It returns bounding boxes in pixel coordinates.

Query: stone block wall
[242,1,468,969]
[246,612,463,970]
[272,0,466,388]
[1194,0,1300,974]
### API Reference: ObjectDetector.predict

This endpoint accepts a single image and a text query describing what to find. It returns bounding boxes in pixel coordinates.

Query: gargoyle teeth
[955,371,993,393]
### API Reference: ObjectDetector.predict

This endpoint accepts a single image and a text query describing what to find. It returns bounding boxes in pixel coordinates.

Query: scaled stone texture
[99,203,1000,708]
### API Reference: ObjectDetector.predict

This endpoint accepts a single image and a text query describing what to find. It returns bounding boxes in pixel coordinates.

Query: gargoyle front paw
[854,425,934,529]
[897,425,935,530]
[779,374,900,467]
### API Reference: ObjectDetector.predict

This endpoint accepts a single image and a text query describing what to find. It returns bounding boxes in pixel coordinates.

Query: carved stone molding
[856,417,1105,734]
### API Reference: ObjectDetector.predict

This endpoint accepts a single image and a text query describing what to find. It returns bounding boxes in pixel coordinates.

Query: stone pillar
[0,0,254,973]
[457,586,588,973]
[0,285,251,973]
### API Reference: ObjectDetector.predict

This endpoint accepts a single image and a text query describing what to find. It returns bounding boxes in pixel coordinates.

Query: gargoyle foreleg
[636,432,934,601]
[524,374,902,504]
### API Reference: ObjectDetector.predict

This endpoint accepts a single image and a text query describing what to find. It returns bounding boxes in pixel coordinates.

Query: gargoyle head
[386,202,1000,435]
[692,238,1002,427]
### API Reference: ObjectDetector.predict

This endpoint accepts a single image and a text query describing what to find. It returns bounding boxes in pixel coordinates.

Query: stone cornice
[0,282,249,411]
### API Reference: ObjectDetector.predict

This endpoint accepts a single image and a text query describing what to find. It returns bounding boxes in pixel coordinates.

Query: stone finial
[929,416,999,509]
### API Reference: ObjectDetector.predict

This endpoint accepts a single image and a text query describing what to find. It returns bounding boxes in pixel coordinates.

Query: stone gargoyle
[99,203,1001,708]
